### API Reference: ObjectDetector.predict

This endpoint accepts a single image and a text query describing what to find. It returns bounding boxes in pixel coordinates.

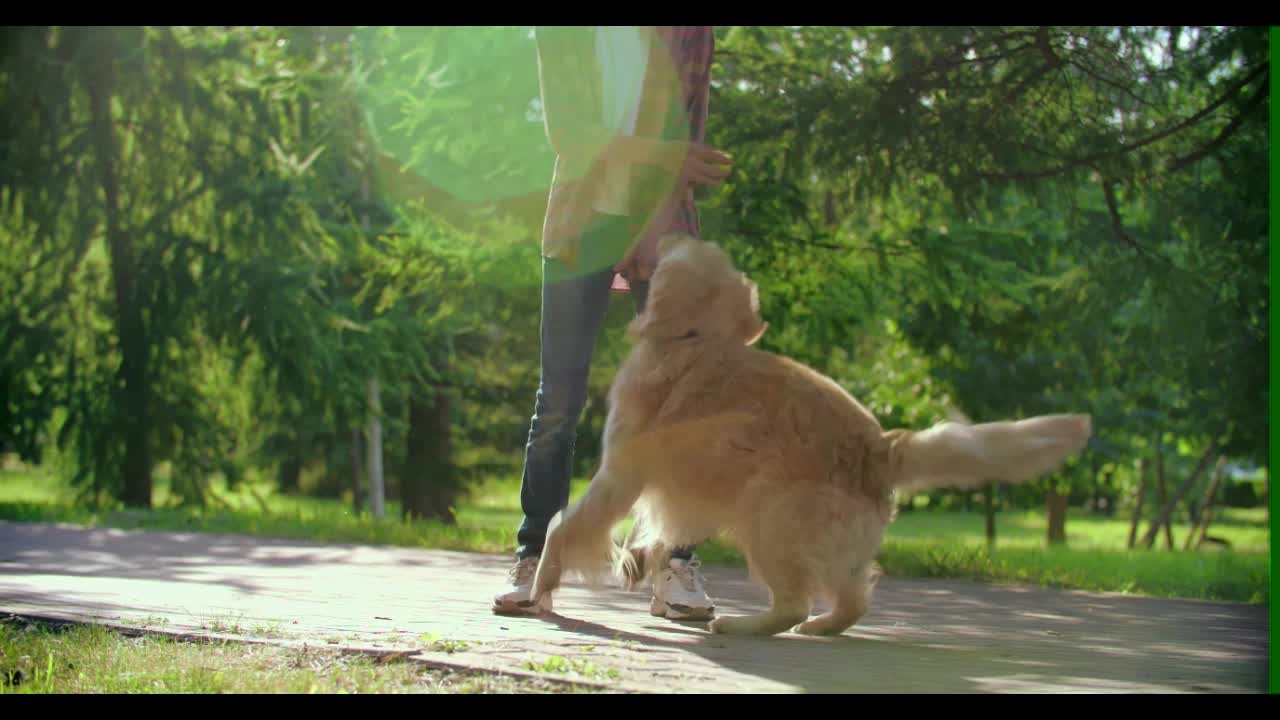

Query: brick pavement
[0,521,1268,693]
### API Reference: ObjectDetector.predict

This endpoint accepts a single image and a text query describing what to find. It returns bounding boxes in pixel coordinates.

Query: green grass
[0,467,519,554]
[522,654,622,682]
[0,618,607,694]
[0,466,1269,604]
[420,632,471,654]
[876,542,1269,603]
[887,506,1269,552]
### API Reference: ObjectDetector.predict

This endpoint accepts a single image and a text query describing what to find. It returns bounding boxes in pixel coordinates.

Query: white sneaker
[650,556,715,620]
[492,556,552,615]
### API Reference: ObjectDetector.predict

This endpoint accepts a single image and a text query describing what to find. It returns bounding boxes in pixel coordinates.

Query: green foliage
[705,26,1267,514]
[354,26,553,206]
[0,26,1267,550]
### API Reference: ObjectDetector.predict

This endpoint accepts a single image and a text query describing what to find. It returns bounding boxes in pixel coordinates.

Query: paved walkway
[0,521,1268,693]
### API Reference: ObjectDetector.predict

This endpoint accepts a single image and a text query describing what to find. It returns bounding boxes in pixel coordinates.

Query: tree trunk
[83,30,152,508]
[315,436,349,499]
[350,428,364,513]
[984,482,997,547]
[366,377,385,520]
[1186,456,1227,550]
[1089,456,1101,513]
[1141,442,1218,549]
[1126,458,1148,549]
[402,386,458,525]
[277,452,302,494]
[1265,466,1270,525]
[1046,485,1068,545]
[402,394,430,521]
[359,132,384,520]
[1152,446,1175,549]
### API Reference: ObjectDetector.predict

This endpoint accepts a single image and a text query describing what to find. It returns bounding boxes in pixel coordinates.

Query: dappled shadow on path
[0,520,1266,693]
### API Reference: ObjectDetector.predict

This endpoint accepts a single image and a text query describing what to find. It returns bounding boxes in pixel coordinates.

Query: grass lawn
[0,466,1269,604]
[0,618,608,694]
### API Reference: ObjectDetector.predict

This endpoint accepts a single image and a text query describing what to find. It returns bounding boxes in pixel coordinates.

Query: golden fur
[532,234,1092,637]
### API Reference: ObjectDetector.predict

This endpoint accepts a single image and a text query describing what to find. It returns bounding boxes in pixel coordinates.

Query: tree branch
[1164,69,1270,174]
[1140,441,1218,549]
[1100,177,1140,251]
[975,62,1268,183]
[134,176,209,239]
[1064,53,1157,110]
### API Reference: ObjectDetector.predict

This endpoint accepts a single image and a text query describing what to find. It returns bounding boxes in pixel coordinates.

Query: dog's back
[615,339,899,568]
[532,235,1090,637]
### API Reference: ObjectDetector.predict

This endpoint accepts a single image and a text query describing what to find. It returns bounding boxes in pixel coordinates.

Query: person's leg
[496,218,627,614]
[515,258,622,559]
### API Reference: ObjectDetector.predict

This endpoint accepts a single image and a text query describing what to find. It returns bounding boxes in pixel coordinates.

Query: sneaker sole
[651,597,714,621]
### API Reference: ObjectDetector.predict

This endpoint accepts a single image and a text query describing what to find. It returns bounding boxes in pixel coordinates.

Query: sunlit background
[0,27,1269,610]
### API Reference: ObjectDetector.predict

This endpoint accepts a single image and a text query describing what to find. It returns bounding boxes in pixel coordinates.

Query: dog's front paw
[793,618,845,636]
[531,565,561,604]
[532,576,560,600]
[708,616,756,635]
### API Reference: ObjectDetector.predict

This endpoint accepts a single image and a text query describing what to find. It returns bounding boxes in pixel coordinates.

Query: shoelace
[510,558,538,586]
[670,559,703,593]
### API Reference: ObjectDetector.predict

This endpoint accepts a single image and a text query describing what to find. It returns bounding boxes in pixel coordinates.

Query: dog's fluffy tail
[888,414,1091,494]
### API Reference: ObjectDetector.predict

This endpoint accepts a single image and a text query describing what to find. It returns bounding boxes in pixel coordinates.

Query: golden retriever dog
[532,234,1092,637]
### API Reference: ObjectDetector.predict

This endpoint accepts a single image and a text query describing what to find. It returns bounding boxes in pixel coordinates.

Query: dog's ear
[743,280,768,345]
[708,273,769,345]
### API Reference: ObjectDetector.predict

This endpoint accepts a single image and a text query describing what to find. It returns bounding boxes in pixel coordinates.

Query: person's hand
[615,212,667,282]
[615,197,682,283]
[617,235,661,283]
[660,141,733,185]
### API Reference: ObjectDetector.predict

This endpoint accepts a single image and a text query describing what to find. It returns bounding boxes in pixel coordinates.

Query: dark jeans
[516,214,695,562]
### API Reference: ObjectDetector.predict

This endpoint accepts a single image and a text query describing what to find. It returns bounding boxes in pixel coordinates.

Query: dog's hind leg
[708,546,812,636]
[794,562,878,637]
[709,589,810,637]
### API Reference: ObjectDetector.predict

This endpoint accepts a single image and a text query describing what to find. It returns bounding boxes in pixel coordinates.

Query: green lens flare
[353,27,553,209]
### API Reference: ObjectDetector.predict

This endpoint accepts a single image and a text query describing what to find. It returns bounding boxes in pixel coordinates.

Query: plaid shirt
[534,27,713,277]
